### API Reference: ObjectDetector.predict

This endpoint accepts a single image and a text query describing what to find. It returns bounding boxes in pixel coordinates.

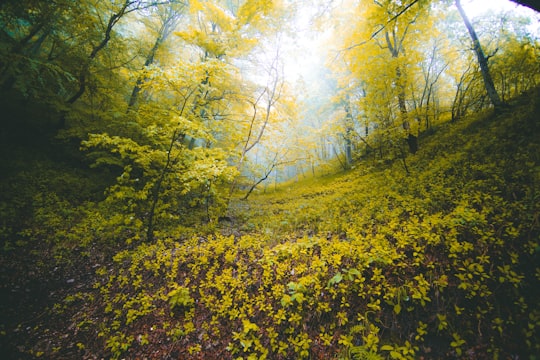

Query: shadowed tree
[67,0,172,105]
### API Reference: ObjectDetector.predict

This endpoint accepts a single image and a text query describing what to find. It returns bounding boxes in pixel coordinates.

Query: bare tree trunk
[243,169,272,200]
[455,0,503,109]
[332,145,347,171]
[146,129,180,242]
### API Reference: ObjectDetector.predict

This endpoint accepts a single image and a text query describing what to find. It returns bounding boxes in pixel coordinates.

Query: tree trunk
[455,0,503,109]
[128,33,162,108]
[67,1,131,104]
[385,30,417,154]
[0,24,49,91]
[344,101,354,165]
[127,5,184,109]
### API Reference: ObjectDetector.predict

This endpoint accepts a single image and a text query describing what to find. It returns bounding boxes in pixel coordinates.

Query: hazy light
[463,0,540,33]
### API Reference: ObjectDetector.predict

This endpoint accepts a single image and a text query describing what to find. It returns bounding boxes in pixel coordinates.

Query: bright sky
[461,0,539,36]
[281,0,539,82]
[463,0,537,17]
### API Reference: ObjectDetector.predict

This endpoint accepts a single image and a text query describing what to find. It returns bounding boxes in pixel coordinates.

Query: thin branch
[243,150,288,200]
[338,0,420,54]
[243,89,267,154]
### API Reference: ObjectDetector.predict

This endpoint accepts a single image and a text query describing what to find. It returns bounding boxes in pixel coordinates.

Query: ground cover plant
[1,2,540,357]
[2,88,537,359]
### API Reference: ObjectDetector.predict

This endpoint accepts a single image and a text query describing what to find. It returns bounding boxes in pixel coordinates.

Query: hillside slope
[3,88,540,359]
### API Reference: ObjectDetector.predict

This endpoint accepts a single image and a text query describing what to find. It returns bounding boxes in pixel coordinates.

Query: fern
[348,346,384,360]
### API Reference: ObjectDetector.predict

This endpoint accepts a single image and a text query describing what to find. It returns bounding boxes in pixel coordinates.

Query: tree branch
[338,0,420,53]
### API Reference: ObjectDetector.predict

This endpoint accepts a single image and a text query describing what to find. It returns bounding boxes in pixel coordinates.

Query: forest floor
[1,88,540,359]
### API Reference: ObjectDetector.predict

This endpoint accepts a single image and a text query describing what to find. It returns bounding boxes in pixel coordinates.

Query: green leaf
[347,268,361,277]
[328,272,343,286]
[291,292,305,304]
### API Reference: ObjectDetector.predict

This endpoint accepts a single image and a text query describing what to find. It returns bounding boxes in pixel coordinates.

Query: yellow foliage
[57,89,540,359]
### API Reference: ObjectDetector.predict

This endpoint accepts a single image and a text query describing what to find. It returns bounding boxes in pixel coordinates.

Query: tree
[230,47,285,195]
[0,0,96,102]
[127,2,187,110]
[494,37,539,101]
[455,0,503,109]
[410,37,449,130]
[450,57,483,121]
[82,58,240,242]
[75,0,293,240]
[481,13,540,101]
[376,0,433,154]
[66,0,175,105]
[331,0,432,160]
[242,147,287,200]
[239,87,301,196]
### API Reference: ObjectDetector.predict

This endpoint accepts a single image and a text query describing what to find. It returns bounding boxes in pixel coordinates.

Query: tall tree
[410,36,449,130]
[0,0,91,100]
[66,0,172,105]
[455,0,503,109]
[333,0,431,156]
[127,2,187,110]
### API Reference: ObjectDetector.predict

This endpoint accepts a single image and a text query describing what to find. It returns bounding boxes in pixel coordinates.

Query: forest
[0,0,539,359]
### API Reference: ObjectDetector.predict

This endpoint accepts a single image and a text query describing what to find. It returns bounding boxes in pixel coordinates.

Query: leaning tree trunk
[455,0,503,109]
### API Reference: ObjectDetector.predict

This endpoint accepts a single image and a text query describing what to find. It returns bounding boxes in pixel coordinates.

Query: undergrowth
[5,89,540,359]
